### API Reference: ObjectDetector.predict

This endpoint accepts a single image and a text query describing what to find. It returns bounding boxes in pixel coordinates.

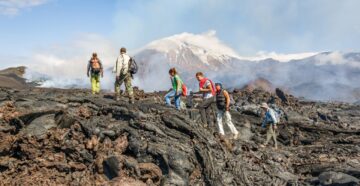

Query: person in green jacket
[165,68,183,110]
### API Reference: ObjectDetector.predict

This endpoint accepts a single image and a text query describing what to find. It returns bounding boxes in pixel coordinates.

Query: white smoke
[23,31,360,103]
[24,34,119,91]
[314,51,360,68]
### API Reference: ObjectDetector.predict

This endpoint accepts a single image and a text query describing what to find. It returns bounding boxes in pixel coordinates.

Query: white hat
[260,102,269,109]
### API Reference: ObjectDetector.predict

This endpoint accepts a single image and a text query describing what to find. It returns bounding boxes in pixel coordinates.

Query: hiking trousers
[165,90,182,110]
[216,110,238,136]
[199,96,215,126]
[264,125,278,148]
[91,74,101,94]
[115,73,134,99]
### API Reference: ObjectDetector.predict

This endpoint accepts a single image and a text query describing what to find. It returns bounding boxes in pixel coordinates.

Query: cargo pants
[264,125,278,148]
[91,73,101,94]
[115,73,134,101]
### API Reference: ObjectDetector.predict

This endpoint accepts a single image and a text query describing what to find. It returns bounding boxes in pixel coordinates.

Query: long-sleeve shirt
[261,108,278,128]
[113,53,131,76]
[87,60,103,74]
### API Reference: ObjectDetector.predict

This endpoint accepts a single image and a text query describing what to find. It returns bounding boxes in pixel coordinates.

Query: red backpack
[181,84,187,96]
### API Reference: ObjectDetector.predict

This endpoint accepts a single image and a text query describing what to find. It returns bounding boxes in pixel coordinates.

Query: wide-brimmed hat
[260,102,269,109]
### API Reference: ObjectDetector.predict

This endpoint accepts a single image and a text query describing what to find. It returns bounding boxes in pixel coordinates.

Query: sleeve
[113,57,118,74]
[204,80,210,88]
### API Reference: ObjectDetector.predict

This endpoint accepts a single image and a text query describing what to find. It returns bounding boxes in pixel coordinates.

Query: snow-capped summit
[136,31,240,71]
[144,30,240,59]
[136,31,321,71]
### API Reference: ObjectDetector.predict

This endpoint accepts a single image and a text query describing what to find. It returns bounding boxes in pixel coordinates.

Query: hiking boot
[233,133,239,140]
[218,134,226,141]
[129,98,135,104]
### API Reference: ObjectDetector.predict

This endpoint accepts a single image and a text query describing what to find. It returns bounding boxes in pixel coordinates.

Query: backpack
[182,84,187,96]
[91,60,101,74]
[270,104,283,123]
[174,75,187,96]
[129,57,138,75]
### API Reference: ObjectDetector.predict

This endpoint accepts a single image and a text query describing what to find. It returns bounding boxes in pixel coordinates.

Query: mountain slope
[133,32,360,102]
[0,66,28,89]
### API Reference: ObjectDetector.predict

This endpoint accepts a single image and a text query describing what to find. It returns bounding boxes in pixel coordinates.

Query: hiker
[113,47,135,103]
[259,103,278,149]
[165,68,184,110]
[87,53,103,94]
[215,83,239,139]
[196,72,216,127]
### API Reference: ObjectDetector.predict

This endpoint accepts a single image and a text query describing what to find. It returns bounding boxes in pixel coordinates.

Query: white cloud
[239,51,319,62]
[112,0,360,55]
[0,0,48,16]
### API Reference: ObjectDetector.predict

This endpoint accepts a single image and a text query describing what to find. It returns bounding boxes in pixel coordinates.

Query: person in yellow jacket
[87,53,103,94]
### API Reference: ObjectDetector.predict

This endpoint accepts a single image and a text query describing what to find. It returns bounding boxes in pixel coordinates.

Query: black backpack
[129,57,138,75]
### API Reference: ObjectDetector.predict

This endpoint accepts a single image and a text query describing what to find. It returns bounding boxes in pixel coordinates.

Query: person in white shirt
[112,47,134,103]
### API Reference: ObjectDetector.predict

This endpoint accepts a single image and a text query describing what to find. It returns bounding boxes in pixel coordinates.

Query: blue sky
[0,0,360,68]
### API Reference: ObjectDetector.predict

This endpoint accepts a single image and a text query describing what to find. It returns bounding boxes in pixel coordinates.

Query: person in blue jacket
[259,103,278,149]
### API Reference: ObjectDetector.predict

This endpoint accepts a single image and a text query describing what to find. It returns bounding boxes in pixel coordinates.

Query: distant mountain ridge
[133,32,360,102]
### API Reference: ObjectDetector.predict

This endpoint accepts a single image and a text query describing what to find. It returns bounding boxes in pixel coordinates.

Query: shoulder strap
[209,79,216,95]
[129,56,131,63]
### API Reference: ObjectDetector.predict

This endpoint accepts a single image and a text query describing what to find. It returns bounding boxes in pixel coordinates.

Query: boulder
[318,171,359,186]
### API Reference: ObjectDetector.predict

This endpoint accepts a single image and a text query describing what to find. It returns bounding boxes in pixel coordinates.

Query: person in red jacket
[196,72,216,127]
